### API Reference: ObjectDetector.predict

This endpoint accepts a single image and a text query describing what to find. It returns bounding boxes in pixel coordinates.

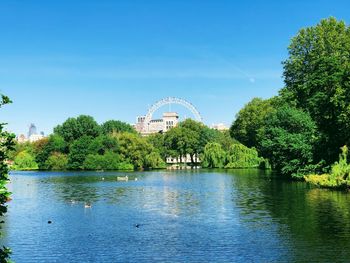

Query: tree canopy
[282,17,350,164]
[230,97,275,148]
[54,115,100,143]
[258,106,317,178]
[0,95,15,261]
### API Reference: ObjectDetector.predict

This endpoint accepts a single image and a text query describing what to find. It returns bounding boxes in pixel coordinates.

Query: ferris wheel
[142,97,202,132]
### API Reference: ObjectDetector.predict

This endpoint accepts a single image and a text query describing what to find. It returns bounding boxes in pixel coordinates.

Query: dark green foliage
[164,119,219,164]
[0,95,15,261]
[259,106,317,178]
[35,134,67,169]
[101,120,136,135]
[88,135,119,155]
[68,136,94,169]
[83,151,133,170]
[54,115,101,143]
[146,133,167,159]
[282,17,350,164]
[230,97,275,148]
[164,125,199,163]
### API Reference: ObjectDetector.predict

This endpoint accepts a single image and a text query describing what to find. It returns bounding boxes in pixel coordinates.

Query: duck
[84,203,92,208]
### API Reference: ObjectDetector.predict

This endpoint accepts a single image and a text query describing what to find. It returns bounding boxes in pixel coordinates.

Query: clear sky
[1,0,350,135]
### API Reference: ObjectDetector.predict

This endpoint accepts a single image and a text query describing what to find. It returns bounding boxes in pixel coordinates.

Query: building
[166,154,200,164]
[16,124,46,143]
[17,134,27,143]
[135,112,179,135]
[28,123,37,137]
[211,123,229,131]
[28,133,45,142]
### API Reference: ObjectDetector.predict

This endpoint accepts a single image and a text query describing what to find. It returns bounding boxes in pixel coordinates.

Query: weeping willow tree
[202,143,226,168]
[225,143,262,168]
[0,95,15,261]
[202,142,264,169]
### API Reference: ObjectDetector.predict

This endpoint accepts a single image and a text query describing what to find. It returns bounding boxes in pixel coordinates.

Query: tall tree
[258,106,317,178]
[282,17,350,164]
[0,95,15,261]
[68,136,94,169]
[230,97,276,149]
[202,143,226,168]
[54,115,100,143]
[101,120,136,135]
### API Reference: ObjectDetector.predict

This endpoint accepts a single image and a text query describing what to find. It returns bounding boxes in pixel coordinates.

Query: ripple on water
[4,170,350,262]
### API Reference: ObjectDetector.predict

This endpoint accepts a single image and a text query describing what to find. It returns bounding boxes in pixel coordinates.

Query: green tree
[54,115,100,143]
[144,151,166,169]
[0,95,15,261]
[13,151,38,170]
[230,97,275,148]
[146,133,167,159]
[68,136,93,169]
[211,130,237,152]
[35,134,67,169]
[164,126,199,164]
[225,143,262,169]
[88,135,119,155]
[164,119,215,164]
[282,17,350,164]
[179,119,214,156]
[259,106,317,178]
[45,152,68,170]
[202,142,226,168]
[118,132,163,169]
[101,120,136,135]
[83,151,133,170]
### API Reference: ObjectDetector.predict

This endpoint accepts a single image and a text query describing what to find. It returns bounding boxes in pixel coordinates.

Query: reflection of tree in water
[228,169,350,262]
[45,174,106,204]
[225,169,272,224]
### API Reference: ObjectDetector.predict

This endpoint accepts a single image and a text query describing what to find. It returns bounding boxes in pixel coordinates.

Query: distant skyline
[1,0,350,135]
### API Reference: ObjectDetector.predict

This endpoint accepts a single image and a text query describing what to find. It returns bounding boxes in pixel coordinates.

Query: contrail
[194,49,256,83]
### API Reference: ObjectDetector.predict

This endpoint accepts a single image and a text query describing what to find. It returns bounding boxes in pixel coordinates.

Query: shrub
[83,152,133,170]
[45,152,68,170]
[13,151,38,170]
[305,146,350,188]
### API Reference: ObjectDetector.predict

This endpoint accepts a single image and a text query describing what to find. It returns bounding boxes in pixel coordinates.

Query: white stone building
[135,112,179,135]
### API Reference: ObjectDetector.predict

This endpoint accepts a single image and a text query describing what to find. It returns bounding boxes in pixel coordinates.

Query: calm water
[2,169,350,262]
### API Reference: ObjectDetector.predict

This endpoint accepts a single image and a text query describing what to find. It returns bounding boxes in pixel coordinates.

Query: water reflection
[4,170,350,262]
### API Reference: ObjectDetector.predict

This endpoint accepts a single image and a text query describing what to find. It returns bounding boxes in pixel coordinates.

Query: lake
[2,169,350,262]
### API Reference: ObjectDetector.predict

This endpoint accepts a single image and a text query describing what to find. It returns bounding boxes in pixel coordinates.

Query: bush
[259,106,317,178]
[305,146,350,188]
[45,152,68,170]
[13,151,38,170]
[83,152,133,170]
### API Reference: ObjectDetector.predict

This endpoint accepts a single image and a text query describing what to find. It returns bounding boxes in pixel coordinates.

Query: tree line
[10,116,266,171]
[230,17,350,188]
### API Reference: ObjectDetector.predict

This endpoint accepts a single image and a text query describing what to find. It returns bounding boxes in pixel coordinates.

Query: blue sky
[1,0,350,135]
